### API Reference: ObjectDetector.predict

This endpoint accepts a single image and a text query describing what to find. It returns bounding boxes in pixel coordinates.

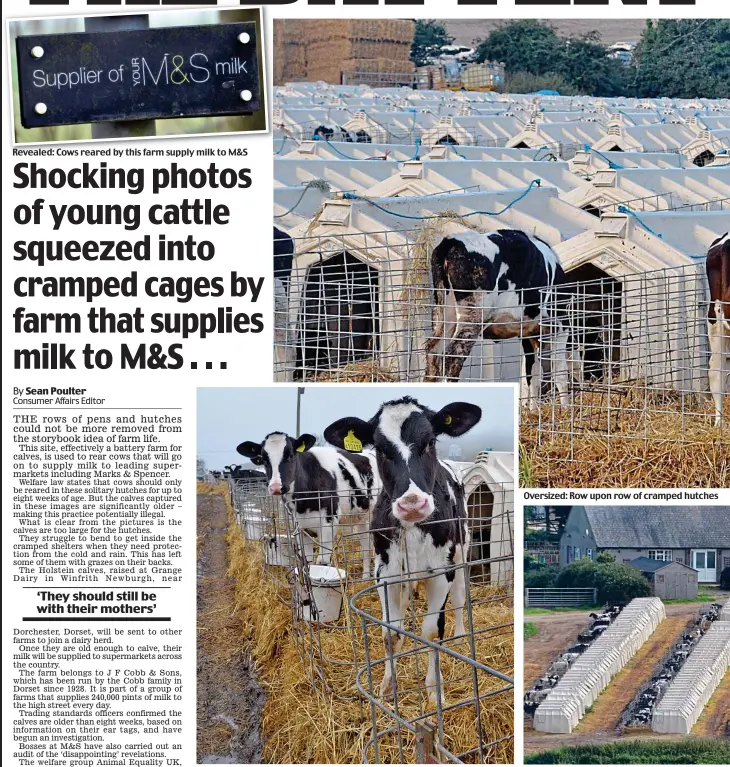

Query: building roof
[584,507,730,549]
[629,556,696,573]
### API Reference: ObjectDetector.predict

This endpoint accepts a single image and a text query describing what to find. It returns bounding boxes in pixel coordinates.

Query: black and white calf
[236,433,379,572]
[423,230,570,410]
[325,397,481,705]
[313,124,353,143]
[706,232,729,425]
[225,464,266,481]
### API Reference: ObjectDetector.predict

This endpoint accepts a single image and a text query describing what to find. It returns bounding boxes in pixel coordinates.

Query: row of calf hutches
[652,616,730,735]
[533,598,666,734]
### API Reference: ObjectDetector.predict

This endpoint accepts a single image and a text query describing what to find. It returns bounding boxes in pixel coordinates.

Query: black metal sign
[16,22,261,128]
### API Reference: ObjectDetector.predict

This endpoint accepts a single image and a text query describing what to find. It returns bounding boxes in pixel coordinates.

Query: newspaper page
[3,1,729,766]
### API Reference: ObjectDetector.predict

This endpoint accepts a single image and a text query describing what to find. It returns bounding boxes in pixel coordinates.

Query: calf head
[324,397,481,525]
[236,432,316,495]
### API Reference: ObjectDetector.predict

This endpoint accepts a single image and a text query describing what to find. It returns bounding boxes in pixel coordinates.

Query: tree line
[411,19,730,99]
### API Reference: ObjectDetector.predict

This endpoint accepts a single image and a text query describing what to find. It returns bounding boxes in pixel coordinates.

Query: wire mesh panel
[536,265,729,450]
[351,494,514,763]
[274,229,532,387]
[276,238,729,448]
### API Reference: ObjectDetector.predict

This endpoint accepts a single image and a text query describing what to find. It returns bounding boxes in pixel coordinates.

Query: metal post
[295,387,305,437]
[414,720,439,764]
[84,15,156,139]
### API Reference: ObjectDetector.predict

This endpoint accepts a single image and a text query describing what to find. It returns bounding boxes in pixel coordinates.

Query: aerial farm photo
[524,506,730,764]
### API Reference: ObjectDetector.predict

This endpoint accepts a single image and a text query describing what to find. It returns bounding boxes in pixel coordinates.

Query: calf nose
[400,494,427,509]
[269,482,282,495]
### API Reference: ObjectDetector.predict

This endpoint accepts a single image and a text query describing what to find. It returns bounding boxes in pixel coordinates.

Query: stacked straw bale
[273,19,309,85]
[274,19,415,85]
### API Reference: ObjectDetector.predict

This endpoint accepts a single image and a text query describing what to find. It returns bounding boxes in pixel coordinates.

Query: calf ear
[293,434,317,453]
[324,417,374,451]
[236,441,262,458]
[432,403,482,437]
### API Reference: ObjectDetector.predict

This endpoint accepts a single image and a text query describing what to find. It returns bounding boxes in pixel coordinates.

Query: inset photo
[524,505,730,765]
[9,7,266,144]
[196,385,515,764]
[271,18,730,489]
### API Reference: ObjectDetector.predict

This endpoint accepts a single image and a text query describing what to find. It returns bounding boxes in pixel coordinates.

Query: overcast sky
[197,385,515,470]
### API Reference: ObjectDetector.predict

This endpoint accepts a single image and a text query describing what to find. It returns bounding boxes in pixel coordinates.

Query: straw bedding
[216,483,514,763]
[520,389,730,488]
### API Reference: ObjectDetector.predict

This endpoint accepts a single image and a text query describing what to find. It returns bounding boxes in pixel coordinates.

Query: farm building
[559,506,730,584]
[628,556,699,599]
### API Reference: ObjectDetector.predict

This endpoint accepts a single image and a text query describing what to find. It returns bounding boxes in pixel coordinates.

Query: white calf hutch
[533,598,666,734]
[651,621,730,735]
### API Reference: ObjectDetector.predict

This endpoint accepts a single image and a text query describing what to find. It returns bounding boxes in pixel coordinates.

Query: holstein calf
[274,226,294,292]
[706,232,730,425]
[274,227,295,379]
[424,230,570,410]
[325,397,481,705]
[224,464,266,481]
[236,433,379,572]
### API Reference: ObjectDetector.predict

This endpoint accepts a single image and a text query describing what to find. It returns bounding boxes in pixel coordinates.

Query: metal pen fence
[228,473,515,763]
[524,588,598,608]
[274,235,729,448]
[536,266,729,450]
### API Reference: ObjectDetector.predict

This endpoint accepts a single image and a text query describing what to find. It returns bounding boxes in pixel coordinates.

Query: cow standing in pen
[325,396,481,706]
[707,232,730,425]
[236,432,379,574]
[423,230,571,411]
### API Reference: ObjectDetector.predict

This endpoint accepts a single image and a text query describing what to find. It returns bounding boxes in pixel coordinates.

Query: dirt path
[574,615,689,734]
[694,670,730,737]
[197,494,266,764]
[523,611,593,692]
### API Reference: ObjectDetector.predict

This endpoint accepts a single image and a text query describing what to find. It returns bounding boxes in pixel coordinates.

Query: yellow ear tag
[444,415,453,425]
[296,443,306,453]
[343,430,363,452]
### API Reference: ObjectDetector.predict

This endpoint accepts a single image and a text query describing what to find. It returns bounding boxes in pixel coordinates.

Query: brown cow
[707,233,730,425]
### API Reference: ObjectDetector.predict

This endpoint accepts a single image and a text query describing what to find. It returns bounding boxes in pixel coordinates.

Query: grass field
[525,607,599,615]
[525,622,539,640]
[525,739,730,764]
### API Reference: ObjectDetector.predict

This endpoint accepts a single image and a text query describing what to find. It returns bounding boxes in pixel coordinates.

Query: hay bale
[304,19,415,46]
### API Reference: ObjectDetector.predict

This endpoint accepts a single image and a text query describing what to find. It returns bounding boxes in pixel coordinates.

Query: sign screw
[30,46,44,59]
[34,103,48,115]
[238,32,251,45]
[240,90,253,102]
